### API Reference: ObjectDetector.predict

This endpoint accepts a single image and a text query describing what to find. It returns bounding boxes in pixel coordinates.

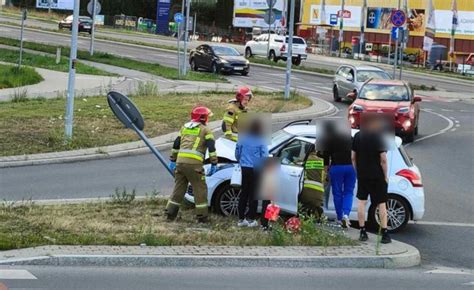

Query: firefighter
[166,106,218,223]
[222,86,252,141]
[299,145,326,219]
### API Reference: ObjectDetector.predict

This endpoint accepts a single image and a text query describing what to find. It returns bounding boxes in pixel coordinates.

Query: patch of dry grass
[0,91,312,156]
[0,197,354,250]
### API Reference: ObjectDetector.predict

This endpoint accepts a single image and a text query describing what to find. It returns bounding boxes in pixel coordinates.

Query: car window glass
[212,46,240,56]
[276,139,312,167]
[286,37,305,44]
[357,70,391,82]
[359,84,410,101]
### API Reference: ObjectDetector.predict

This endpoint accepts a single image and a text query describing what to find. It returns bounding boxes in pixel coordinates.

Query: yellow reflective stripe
[224,130,233,135]
[223,116,235,123]
[305,160,324,170]
[304,183,324,192]
[182,127,201,136]
[177,152,204,161]
[171,149,179,153]
[195,203,208,208]
[205,133,214,140]
[192,137,201,150]
[167,200,180,206]
[209,152,217,157]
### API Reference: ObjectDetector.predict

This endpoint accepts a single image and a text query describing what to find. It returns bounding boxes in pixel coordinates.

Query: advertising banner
[156,0,171,35]
[233,0,284,28]
[435,10,474,36]
[309,5,361,27]
[36,0,74,10]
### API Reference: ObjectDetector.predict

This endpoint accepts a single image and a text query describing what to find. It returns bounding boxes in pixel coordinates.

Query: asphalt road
[0,23,473,270]
[0,21,472,94]
[1,266,474,290]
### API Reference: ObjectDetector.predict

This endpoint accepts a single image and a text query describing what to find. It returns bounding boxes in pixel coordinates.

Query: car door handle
[289,172,300,177]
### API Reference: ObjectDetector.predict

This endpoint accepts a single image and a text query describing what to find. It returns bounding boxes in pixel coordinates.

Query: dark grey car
[333,65,392,102]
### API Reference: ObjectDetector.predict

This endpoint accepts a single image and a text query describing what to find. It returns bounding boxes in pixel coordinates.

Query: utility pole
[18,10,26,69]
[284,0,295,100]
[89,0,97,56]
[179,0,185,76]
[183,0,191,75]
[48,0,52,14]
[65,0,80,141]
[193,12,197,39]
[392,0,401,79]
[266,1,273,58]
[338,0,345,57]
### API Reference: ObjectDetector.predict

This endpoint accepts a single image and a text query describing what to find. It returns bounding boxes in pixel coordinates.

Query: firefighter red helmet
[236,86,253,103]
[191,106,213,123]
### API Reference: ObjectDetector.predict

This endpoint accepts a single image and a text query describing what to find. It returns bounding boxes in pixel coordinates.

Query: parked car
[244,34,307,66]
[189,44,250,75]
[185,121,425,233]
[59,15,93,34]
[348,79,422,142]
[333,65,392,102]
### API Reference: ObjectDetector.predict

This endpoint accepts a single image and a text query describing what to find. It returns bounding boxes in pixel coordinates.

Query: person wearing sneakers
[235,118,268,228]
[319,121,355,229]
[351,114,391,244]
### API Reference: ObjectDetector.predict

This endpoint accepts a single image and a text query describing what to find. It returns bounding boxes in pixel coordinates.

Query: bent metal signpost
[107,91,174,177]
[390,9,406,79]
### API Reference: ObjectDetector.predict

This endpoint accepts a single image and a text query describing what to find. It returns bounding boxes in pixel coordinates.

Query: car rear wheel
[190,59,198,71]
[213,183,241,216]
[292,57,302,66]
[369,194,410,233]
[269,50,278,62]
[245,47,252,58]
[241,70,249,76]
[404,130,415,143]
[333,86,341,102]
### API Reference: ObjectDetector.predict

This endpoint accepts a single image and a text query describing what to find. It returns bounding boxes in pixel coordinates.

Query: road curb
[0,242,420,269]
[0,97,336,168]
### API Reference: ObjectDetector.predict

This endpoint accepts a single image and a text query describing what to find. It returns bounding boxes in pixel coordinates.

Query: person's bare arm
[351,150,357,173]
[380,152,388,183]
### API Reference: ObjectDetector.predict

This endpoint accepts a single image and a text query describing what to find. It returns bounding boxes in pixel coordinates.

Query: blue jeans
[329,165,356,221]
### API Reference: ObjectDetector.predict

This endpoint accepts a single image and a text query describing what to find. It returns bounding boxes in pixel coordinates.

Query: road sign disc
[391,10,406,27]
[107,91,145,131]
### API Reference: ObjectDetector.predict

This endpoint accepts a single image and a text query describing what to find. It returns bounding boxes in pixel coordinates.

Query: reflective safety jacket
[222,101,246,141]
[170,121,218,165]
[303,151,326,192]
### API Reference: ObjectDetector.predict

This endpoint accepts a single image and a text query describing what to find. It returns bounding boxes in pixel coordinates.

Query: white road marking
[411,109,454,144]
[462,281,474,286]
[425,267,473,275]
[441,109,454,112]
[410,220,474,227]
[451,128,457,132]
[0,269,37,280]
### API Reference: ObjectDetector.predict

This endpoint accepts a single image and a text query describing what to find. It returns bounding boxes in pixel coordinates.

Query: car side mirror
[346,75,354,82]
[414,96,422,102]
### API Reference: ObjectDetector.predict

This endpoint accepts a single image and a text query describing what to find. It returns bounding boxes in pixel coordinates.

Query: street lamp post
[183,0,191,75]
[65,0,80,141]
[284,0,295,100]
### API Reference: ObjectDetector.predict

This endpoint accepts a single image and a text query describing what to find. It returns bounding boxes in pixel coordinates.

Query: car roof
[338,64,385,71]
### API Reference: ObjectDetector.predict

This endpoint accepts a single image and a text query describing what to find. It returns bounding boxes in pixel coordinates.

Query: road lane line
[411,109,454,144]
[410,221,474,227]
[424,267,473,275]
[0,270,37,280]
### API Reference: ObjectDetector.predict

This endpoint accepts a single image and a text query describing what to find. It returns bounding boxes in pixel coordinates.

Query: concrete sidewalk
[0,229,420,269]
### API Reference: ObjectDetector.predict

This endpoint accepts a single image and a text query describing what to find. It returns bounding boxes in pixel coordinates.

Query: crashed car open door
[272,137,315,215]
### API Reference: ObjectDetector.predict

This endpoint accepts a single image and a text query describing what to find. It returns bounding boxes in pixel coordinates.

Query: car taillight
[280,45,286,52]
[396,169,422,187]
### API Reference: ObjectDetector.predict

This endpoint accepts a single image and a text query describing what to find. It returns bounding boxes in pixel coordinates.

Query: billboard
[36,0,74,10]
[156,0,171,35]
[233,0,285,28]
[434,10,474,36]
[309,5,361,28]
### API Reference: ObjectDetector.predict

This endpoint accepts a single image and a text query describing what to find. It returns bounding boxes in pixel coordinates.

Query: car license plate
[83,26,91,29]
[234,67,244,71]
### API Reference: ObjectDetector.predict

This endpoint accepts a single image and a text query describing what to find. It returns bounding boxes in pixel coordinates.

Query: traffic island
[0,90,311,157]
[0,198,420,268]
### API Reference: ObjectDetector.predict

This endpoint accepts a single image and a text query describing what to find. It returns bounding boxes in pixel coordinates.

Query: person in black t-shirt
[351,115,391,244]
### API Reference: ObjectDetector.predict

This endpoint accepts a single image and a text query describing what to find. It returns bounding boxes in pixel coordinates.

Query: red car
[348,79,422,142]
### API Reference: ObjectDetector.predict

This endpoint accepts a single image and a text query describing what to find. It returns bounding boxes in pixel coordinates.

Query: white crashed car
[185,121,425,232]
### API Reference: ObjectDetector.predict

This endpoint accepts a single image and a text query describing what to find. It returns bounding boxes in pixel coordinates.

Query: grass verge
[0,197,355,250]
[0,63,43,89]
[409,84,437,91]
[0,37,226,82]
[0,90,311,156]
[0,47,114,76]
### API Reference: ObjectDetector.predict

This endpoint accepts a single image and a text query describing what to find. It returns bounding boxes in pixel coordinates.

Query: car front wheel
[211,62,219,74]
[213,183,241,216]
[369,194,410,233]
[245,47,252,58]
[190,59,198,71]
[333,86,341,102]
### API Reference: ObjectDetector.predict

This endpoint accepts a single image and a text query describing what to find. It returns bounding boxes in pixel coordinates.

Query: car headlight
[397,107,410,114]
[218,59,229,64]
[245,60,250,65]
[352,105,364,112]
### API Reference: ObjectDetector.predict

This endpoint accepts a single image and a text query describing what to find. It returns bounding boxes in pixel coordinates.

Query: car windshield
[285,37,305,44]
[212,46,240,56]
[271,129,293,148]
[358,84,410,101]
[357,70,391,82]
